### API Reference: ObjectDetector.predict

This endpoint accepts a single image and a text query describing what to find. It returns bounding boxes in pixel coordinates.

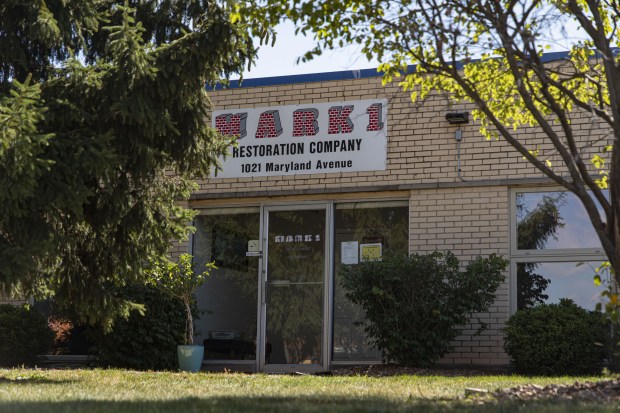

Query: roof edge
[210,50,588,90]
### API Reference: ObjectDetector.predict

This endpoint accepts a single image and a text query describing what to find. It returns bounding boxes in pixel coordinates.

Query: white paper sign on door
[341,241,359,265]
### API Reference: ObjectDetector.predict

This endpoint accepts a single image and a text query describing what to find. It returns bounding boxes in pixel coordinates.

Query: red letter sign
[255,110,283,138]
[215,113,248,138]
[292,109,319,136]
[366,103,384,131]
[328,105,354,134]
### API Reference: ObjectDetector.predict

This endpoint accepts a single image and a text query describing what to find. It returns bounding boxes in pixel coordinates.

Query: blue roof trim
[541,50,574,62]
[209,66,387,90]
[210,50,583,90]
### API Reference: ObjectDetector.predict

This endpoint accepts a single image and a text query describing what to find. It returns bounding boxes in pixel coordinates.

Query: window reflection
[265,209,325,365]
[516,191,604,250]
[333,202,408,361]
[517,262,605,311]
[193,212,259,360]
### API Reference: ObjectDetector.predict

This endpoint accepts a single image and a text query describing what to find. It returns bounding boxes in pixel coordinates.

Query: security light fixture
[454,129,463,142]
[445,111,469,182]
[445,111,470,125]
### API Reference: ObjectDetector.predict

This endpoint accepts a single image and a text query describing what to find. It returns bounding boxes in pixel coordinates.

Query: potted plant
[147,253,214,372]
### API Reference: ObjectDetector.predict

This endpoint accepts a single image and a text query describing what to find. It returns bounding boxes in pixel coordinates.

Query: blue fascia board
[209,49,600,91]
[208,67,389,90]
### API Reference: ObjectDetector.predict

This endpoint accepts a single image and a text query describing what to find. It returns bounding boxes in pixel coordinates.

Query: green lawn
[0,368,616,413]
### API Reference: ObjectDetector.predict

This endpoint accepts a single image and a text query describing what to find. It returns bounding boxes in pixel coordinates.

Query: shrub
[503,299,607,375]
[146,253,212,345]
[0,304,53,366]
[90,284,186,370]
[47,316,92,355]
[340,251,507,366]
[34,300,94,355]
[595,262,620,372]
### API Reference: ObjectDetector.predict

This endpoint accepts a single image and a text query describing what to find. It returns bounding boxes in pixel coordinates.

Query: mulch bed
[331,364,620,403]
[489,379,620,403]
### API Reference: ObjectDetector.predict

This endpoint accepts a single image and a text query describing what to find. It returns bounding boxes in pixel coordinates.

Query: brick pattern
[328,105,354,134]
[200,77,608,195]
[0,291,27,306]
[255,110,282,138]
[292,109,319,136]
[366,102,384,131]
[215,113,243,136]
[169,238,189,261]
[192,75,611,367]
[410,186,510,365]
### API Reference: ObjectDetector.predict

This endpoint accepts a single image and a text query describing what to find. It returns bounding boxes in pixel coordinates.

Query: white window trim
[509,187,607,314]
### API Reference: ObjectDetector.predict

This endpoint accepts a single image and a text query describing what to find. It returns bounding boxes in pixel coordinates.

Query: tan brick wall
[197,76,609,196]
[189,73,610,367]
[0,291,28,306]
[169,239,189,261]
[168,200,191,261]
[410,186,510,366]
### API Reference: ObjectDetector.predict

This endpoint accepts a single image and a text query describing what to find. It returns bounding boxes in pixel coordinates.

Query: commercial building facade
[182,64,608,373]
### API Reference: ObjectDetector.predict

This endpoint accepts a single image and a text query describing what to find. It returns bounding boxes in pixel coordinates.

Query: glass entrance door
[260,205,329,372]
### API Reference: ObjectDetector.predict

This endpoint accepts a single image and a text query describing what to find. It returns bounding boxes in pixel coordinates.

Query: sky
[242,17,586,80]
[241,21,380,80]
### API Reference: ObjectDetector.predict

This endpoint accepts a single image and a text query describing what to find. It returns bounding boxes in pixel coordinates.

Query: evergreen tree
[0,0,256,328]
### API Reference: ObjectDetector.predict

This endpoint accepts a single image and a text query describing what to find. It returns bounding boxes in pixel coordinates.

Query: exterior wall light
[445,111,470,125]
[445,111,469,182]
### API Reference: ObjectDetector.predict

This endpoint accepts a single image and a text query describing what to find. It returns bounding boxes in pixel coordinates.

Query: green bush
[340,251,507,366]
[0,304,53,366]
[90,285,186,370]
[595,262,620,372]
[503,299,607,375]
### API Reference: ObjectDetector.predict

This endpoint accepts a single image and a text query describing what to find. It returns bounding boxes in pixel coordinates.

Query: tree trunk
[185,302,193,345]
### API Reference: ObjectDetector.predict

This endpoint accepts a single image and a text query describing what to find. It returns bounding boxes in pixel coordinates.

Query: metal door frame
[256,202,333,373]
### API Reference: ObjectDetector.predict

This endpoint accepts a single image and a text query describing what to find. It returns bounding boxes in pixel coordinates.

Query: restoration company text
[212,99,388,178]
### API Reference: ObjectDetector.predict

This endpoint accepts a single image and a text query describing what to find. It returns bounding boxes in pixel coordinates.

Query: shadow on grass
[0,395,616,413]
[0,376,75,385]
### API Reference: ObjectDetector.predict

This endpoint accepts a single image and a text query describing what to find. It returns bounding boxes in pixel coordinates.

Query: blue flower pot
[177,345,204,372]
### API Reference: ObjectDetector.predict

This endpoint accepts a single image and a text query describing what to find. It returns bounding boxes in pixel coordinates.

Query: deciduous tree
[242,0,620,282]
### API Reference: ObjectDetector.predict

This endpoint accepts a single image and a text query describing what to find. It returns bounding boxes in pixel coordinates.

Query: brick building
[183,62,608,373]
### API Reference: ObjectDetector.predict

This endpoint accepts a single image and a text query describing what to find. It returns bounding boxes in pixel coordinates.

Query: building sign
[213,99,388,178]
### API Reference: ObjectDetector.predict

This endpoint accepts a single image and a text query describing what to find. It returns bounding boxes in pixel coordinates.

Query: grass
[0,368,617,413]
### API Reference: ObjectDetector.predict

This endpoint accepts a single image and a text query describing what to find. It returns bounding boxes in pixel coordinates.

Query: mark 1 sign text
[212,99,388,178]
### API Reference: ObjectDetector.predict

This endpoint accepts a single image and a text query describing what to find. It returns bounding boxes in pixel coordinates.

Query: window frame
[509,187,607,314]
[191,198,410,368]
[190,206,262,367]
[331,198,410,364]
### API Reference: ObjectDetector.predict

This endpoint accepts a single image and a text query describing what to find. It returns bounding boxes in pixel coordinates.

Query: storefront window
[516,191,604,250]
[333,201,408,361]
[192,209,259,360]
[516,261,605,311]
[513,189,608,313]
